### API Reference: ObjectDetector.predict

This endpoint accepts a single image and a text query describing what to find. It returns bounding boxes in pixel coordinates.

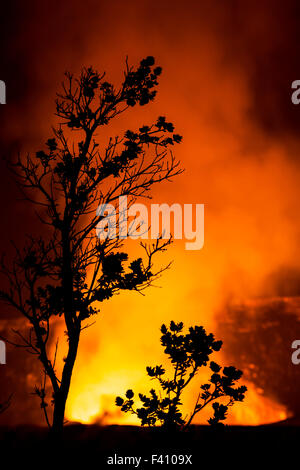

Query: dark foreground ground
[0,420,298,467]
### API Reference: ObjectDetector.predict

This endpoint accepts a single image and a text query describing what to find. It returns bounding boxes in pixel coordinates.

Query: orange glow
[1,0,300,432]
[30,3,300,427]
[62,149,300,426]
[228,383,288,426]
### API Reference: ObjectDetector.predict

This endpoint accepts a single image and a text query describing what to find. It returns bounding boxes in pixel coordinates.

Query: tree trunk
[52,393,67,433]
[52,332,80,433]
[51,227,78,433]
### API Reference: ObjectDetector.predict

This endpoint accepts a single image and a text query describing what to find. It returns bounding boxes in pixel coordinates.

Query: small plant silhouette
[116,321,247,429]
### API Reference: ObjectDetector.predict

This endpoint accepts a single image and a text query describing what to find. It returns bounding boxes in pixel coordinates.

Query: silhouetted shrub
[116,321,247,429]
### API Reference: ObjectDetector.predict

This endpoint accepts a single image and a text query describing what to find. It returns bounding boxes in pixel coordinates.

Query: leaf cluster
[116,322,247,429]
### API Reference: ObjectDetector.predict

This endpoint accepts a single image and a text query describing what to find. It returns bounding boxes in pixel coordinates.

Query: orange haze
[2,0,300,426]
[59,3,300,425]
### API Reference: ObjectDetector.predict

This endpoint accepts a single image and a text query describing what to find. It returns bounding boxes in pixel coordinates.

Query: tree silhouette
[116,321,247,429]
[0,56,182,432]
